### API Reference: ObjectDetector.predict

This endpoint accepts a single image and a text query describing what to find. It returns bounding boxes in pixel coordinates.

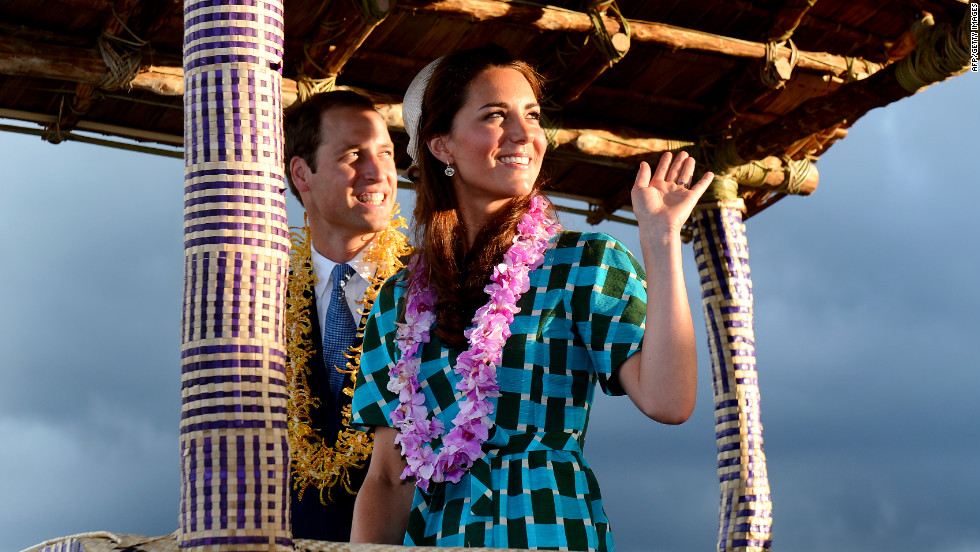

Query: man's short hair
[283,90,379,205]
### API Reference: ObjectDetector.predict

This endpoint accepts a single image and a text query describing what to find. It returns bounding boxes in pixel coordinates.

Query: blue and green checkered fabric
[352,231,647,551]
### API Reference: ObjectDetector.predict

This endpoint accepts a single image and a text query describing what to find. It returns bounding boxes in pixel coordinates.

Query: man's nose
[359,154,382,181]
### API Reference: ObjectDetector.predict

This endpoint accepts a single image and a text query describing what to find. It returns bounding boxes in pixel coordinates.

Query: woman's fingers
[675,156,697,188]
[692,170,715,190]
[664,151,689,184]
[641,152,715,195]
[634,160,652,188]
[653,151,672,183]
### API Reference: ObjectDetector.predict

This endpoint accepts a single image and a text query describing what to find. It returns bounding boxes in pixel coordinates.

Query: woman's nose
[508,117,533,144]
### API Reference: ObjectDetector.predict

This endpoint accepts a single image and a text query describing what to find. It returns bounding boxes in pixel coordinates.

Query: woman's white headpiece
[402,56,445,164]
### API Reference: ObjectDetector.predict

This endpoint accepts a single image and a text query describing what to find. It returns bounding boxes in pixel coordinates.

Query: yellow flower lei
[286,208,412,503]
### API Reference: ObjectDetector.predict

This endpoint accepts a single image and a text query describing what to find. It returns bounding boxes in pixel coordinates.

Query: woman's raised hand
[631,151,713,241]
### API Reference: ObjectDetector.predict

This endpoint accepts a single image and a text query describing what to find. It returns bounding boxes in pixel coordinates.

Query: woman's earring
[444,163,455,177]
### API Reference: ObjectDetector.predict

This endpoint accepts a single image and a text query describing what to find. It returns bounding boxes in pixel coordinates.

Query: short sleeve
[565,232,647,395]
[350,274,403,430]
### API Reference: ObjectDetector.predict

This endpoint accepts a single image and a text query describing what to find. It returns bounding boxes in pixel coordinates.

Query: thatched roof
[0,0,972,222]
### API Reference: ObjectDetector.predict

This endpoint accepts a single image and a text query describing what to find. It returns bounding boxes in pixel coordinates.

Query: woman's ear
[427,135,453,165]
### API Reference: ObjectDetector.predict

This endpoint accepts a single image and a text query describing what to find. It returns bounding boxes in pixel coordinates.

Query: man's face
[293,106,397,247]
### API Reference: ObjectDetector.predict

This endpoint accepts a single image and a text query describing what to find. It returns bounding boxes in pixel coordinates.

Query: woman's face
[436,66,546,218]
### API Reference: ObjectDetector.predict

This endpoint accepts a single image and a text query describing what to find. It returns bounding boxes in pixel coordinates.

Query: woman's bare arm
[350,426,416,543]
[616,152,712,424]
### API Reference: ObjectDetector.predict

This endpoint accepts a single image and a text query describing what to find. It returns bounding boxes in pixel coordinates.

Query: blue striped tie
[322,263,357,405]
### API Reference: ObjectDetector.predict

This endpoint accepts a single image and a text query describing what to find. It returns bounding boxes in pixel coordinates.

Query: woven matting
[179,0,292,549]
[691,203,773,552]
[21,532,525,552]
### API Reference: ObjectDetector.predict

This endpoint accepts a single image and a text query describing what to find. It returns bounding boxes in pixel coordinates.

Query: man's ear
[289,156,312,192]
[427,135,453,165]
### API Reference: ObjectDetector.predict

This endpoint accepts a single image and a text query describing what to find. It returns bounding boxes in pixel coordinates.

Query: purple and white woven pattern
[692,202,773,552]
[35,539,83,552]
[180,1,290,550]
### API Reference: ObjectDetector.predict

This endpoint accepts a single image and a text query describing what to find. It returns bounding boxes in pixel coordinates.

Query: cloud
[0,416,178,551]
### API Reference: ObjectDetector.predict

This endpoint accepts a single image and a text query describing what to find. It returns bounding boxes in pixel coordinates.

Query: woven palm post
[691,179,772,552]
[179,1,291,550]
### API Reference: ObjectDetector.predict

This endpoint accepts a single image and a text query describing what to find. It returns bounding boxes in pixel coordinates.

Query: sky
[1,71,977,552]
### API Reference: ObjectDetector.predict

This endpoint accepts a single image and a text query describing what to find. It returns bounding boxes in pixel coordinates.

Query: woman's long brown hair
[410,45,549,348]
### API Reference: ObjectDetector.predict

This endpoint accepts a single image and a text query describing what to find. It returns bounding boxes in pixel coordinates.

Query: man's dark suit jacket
[290,286,370,542]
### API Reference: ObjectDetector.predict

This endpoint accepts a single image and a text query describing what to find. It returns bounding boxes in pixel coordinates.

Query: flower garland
[388,195,561,491]
[286,209,412,503]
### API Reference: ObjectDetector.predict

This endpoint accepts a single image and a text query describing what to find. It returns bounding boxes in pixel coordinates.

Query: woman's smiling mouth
[498,155,530,166]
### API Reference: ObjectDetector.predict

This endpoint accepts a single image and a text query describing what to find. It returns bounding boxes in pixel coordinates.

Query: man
[283,90,409,541]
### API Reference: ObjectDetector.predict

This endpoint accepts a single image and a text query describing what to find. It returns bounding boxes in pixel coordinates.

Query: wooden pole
[179,0,291,549]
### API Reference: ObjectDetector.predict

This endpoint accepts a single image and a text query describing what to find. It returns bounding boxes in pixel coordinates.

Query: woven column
[691,196,773,552]
[180,1,290,550]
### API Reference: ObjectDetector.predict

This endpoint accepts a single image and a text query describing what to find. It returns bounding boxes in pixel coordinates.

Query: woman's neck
[457,198,510,251]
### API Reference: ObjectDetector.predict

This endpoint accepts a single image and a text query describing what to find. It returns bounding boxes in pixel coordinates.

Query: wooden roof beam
[397,0,884,78]
[700,0,837,137]
[0,31,831,190]
[535,0,631,107]
[44,0,147,143]
[297,0,394,91]
[730,0,890,56]
[710,8,973,168]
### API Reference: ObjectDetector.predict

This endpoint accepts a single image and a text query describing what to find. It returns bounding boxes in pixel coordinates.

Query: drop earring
[444,163,455,177]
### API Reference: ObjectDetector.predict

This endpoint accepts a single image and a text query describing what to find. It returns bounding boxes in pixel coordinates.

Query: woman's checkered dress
[352,231,647,551]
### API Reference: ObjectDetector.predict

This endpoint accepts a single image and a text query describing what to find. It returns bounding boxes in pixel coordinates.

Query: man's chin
[364,214,395,234]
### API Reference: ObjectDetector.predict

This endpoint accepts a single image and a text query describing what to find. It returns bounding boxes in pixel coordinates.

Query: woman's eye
[484,111,505,120]
[527,111,541,121]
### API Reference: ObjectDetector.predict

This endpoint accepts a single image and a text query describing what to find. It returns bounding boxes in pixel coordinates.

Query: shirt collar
[310,238,378,301]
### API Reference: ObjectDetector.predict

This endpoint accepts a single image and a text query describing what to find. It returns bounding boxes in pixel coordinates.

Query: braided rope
[760,39,798,89]
[732,160,772,187]
[895,13,972,93]
[705,140,747,173]
[41,95,66,143]
[586,0,630,65]
[96,4,147,91]
[296,74,338,103]
[700,173,739,202]
[781,155,813,195]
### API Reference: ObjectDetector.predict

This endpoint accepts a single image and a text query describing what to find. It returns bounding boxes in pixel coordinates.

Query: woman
[350,45,713,550]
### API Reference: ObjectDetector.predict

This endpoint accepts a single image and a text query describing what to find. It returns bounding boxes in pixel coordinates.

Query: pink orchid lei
[387,195,561,491]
